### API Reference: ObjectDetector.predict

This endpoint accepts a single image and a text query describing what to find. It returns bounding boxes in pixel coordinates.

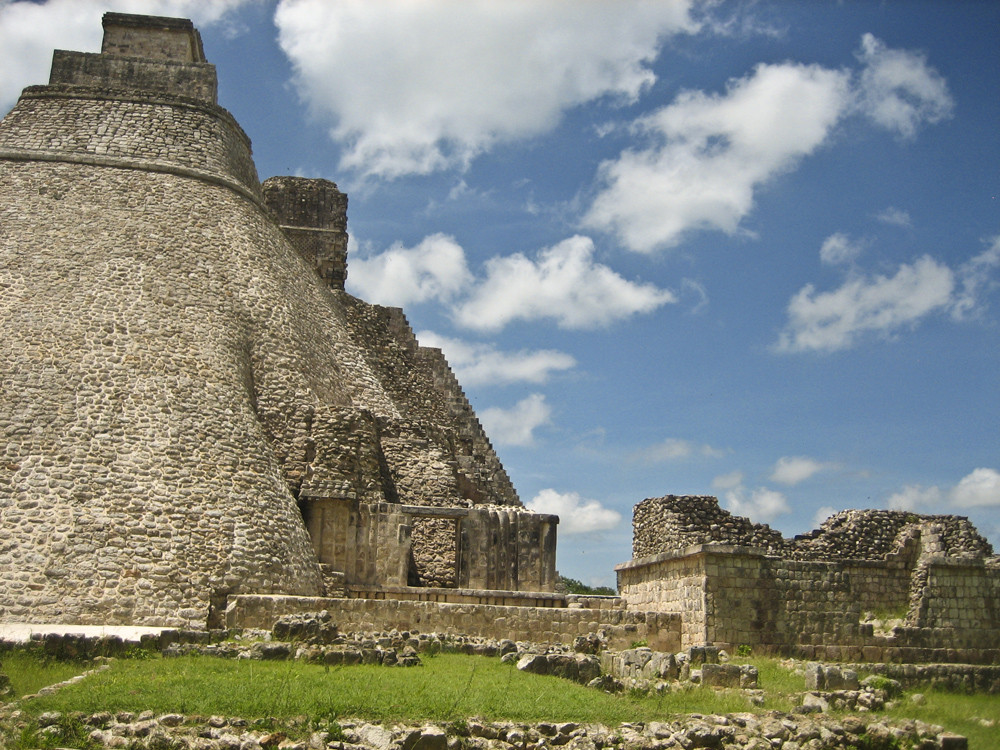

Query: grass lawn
[882,689,999,749]
[3,652,997,746]
[7,652,786,724]
[2,651,97,700]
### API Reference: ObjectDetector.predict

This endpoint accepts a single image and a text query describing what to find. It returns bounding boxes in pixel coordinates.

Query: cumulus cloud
[875,207,912,228]
[583,35,952,253]
[819,233,864,266]
[415,330,575,387]
[854,33,954,139]
[0,0,250,113]
[347,233,472,307]
[583,61,851,252]
[770,456,834,486]
[774,255,955,353]
[478,394,551,447]
[888,468,1000,511]
[950,468,1000,508]
[350,233,673,331]
[527,488,622,534]
[632,438,724,464]
[453,235,675,331]
[724,485,790,523]
[274,0,698,179]
[777,236,1000,353]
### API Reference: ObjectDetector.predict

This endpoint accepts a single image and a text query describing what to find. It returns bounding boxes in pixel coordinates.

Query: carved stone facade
[0,13,555,628]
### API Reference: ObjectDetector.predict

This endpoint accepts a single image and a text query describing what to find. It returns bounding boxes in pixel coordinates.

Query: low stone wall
[346,585,567,608]
[840,662,1000,694]
[225,595,680,652]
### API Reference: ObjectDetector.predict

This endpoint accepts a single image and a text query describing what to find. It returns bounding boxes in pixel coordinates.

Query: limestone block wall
[226,594,681,652]
[0,163,363,626]
[0,86,258,195]
[631,496,994,564]
[911,557,1000,631]
[458,507,558,592]
[614,548,708,647]
[296,407,394,504]
[100,13,207,63]
[302,500,410,589]
[338,298,519,509]
[617,543,1000,662]
[49,51,218,104]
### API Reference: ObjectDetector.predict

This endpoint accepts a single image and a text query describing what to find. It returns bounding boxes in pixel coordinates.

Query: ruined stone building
[2,14,997,664]
[0,13,557,628]
[617,496,1000,663]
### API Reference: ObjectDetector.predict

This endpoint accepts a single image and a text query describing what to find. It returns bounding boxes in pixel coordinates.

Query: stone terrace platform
[225,593,679,652]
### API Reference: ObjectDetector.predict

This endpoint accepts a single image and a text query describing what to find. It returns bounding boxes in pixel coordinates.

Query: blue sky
[2,0,998,587]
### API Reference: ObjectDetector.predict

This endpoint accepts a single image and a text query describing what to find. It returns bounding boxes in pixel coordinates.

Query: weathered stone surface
[0,12,549,628]
[9,712,964,750]
[618,495,1000,661]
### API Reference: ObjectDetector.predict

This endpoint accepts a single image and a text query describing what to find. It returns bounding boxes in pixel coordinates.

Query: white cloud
[478,393,551,447]
[770,456,833,486]
[347,233,472,307]
[812,505,837,529]
[875,207,912,228]
[349,233,673,331]
[886,484,942,511]
[274,0,699,179]
[952,235,1000,321]
[887,468,1000,511]
[854,33,953,139]
[527,488,621,534]
[583,61,851,252]
[415,330,575,387]
[724,485,790,523]
[0,0,250,113]
[453,235,675,331]
[583,35,954,253]
[774,255,955,353]
[950,468,1000,509]
[819,233,864,266]
[712,470,744,491]
[632,438,724,464]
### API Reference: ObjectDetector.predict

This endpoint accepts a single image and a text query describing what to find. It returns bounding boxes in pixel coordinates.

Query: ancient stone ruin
[617,495,1000,663]
[1,14,997,668]
[0,12,555,628]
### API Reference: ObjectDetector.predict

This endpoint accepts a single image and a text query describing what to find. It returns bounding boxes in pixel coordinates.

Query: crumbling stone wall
[619,495,1000,662]
[790,509,993,561]
[632,495,785,558]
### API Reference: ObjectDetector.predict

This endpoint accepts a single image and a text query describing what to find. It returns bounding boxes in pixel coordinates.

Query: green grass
[3,651,996,747]
[882,689,1000,749]
[12,652,798,724]
[1,651,97,700]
